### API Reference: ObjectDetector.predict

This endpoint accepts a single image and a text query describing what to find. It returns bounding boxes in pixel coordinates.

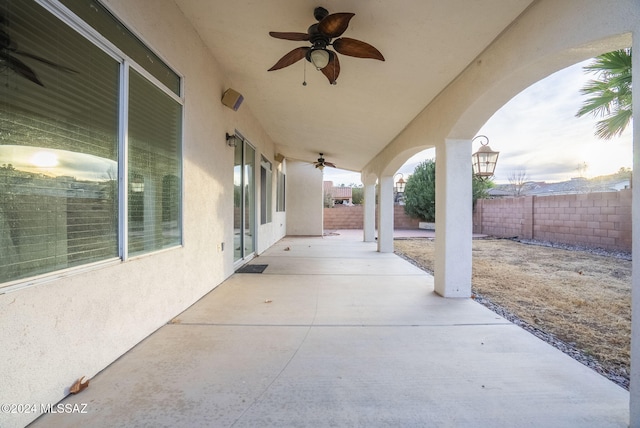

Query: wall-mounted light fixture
[221,88,244,111]
[226,133,240,147]
[472,135,499,180]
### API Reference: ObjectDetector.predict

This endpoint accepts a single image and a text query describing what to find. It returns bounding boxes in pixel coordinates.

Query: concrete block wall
[323,206,420,230]
[324,206,365,229]
[474,197,532,239]
[473,190,631,251]
[393,206,422,229]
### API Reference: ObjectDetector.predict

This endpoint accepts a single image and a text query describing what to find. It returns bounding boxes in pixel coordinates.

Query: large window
[260,156,272,225]
[0,1,182,286]
[276,171,286,212]
[127,70,182,256]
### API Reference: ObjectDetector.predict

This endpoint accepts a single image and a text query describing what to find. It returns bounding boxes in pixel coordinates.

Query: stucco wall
[286,160,323,236]
[0,2,285,427]
[473,190,632,251]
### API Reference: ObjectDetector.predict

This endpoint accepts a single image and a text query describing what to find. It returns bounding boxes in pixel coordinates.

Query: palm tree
[576,48,632,140]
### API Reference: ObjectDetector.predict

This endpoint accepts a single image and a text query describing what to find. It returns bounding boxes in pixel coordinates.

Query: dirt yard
[394,238,632,388]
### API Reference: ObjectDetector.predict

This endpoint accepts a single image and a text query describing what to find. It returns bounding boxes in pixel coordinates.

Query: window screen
[0,1,119,283]
[128,69,182,256]
[276,171,286,212]
[60,0,181,96]
[260,157,272,224]
[0,1,183,286]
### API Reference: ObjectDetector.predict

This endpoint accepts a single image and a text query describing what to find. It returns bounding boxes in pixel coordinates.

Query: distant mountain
[489,171,631,197]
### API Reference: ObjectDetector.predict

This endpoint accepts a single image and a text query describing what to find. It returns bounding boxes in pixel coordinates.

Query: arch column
[363,183,376,242]
[434,138,472,297]
[630,30,640,428]
[377,176,394,252]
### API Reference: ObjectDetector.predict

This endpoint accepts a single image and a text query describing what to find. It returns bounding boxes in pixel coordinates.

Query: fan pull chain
[302,60,307,86]
[332,59,337,85]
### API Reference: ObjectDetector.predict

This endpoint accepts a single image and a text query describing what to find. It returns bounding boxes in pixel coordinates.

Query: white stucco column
[377,176,394,252]
[363,183,376,242]
[630,32,640,428]
[434,138,472,297]
[285,160,324,236]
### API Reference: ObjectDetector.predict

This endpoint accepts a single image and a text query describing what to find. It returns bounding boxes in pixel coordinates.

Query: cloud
[0,145,117,181]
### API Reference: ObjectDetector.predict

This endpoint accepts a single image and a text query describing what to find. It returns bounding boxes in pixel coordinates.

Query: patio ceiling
[174,0,534,172]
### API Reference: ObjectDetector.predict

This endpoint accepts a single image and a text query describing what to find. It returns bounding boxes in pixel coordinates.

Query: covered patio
[1,1,639,427]
[32,231,628,427]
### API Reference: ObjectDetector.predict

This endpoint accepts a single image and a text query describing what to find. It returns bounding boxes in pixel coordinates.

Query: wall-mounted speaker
[274,153,285,163]
[221,88,244,111]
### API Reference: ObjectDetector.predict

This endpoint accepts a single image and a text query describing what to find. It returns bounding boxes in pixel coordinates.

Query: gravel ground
[517,238,632,261]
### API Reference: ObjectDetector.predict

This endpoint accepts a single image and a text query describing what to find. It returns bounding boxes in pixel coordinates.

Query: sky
[0,145,116,181]
[324,60,633,186]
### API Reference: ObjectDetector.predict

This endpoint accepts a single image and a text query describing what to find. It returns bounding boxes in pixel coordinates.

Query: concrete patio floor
[31,231,629,427]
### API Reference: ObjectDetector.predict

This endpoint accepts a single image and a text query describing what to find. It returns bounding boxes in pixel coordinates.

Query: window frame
[260,156,272,225]
[1,0,185,292]
[276,170,286,212]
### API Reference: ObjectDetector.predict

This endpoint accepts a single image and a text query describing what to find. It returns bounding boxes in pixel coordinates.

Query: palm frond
[577,48,633,139]
[594,109,633,139]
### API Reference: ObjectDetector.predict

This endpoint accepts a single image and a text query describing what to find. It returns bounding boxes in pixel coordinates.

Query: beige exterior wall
[286,160,323,236]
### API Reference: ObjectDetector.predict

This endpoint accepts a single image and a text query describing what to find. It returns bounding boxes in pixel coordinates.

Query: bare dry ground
[394,238,632,388]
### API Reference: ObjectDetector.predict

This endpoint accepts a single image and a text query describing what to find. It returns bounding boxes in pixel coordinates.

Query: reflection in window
[260,157,272,225]
[0,2,119,283]
[276,171,286,212]
[0,1,183,285]
[127,70,182,256]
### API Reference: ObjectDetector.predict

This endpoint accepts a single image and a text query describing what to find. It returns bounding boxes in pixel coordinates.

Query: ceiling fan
[268,6,384,85]
[314,153,336,170]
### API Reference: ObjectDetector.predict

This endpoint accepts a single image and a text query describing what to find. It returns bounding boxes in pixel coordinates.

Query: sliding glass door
[233,137,255,262]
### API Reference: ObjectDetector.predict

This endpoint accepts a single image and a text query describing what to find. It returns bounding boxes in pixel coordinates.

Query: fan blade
[333,38,384,61]
[320,51,340,84]
[269,31,310,41]
[324,162,336,168]
[13,50,78,73]
[1,52,43,86]
[268,47,310,71]
[317,13,354,38]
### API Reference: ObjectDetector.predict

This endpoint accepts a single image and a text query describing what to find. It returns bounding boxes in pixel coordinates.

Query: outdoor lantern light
[472,135,499,179]
[394,175,406,193]
[226,133,239,147]
[394,173,406,205]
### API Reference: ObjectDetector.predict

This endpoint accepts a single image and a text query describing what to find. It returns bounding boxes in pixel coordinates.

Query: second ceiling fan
[268,7,384,85]
[313,153,335,170]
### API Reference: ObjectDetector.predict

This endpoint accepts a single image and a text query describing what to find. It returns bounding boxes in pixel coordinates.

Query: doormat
[236,264,268,274]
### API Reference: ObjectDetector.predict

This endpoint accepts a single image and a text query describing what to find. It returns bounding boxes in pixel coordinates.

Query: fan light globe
[310,49,330,70]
